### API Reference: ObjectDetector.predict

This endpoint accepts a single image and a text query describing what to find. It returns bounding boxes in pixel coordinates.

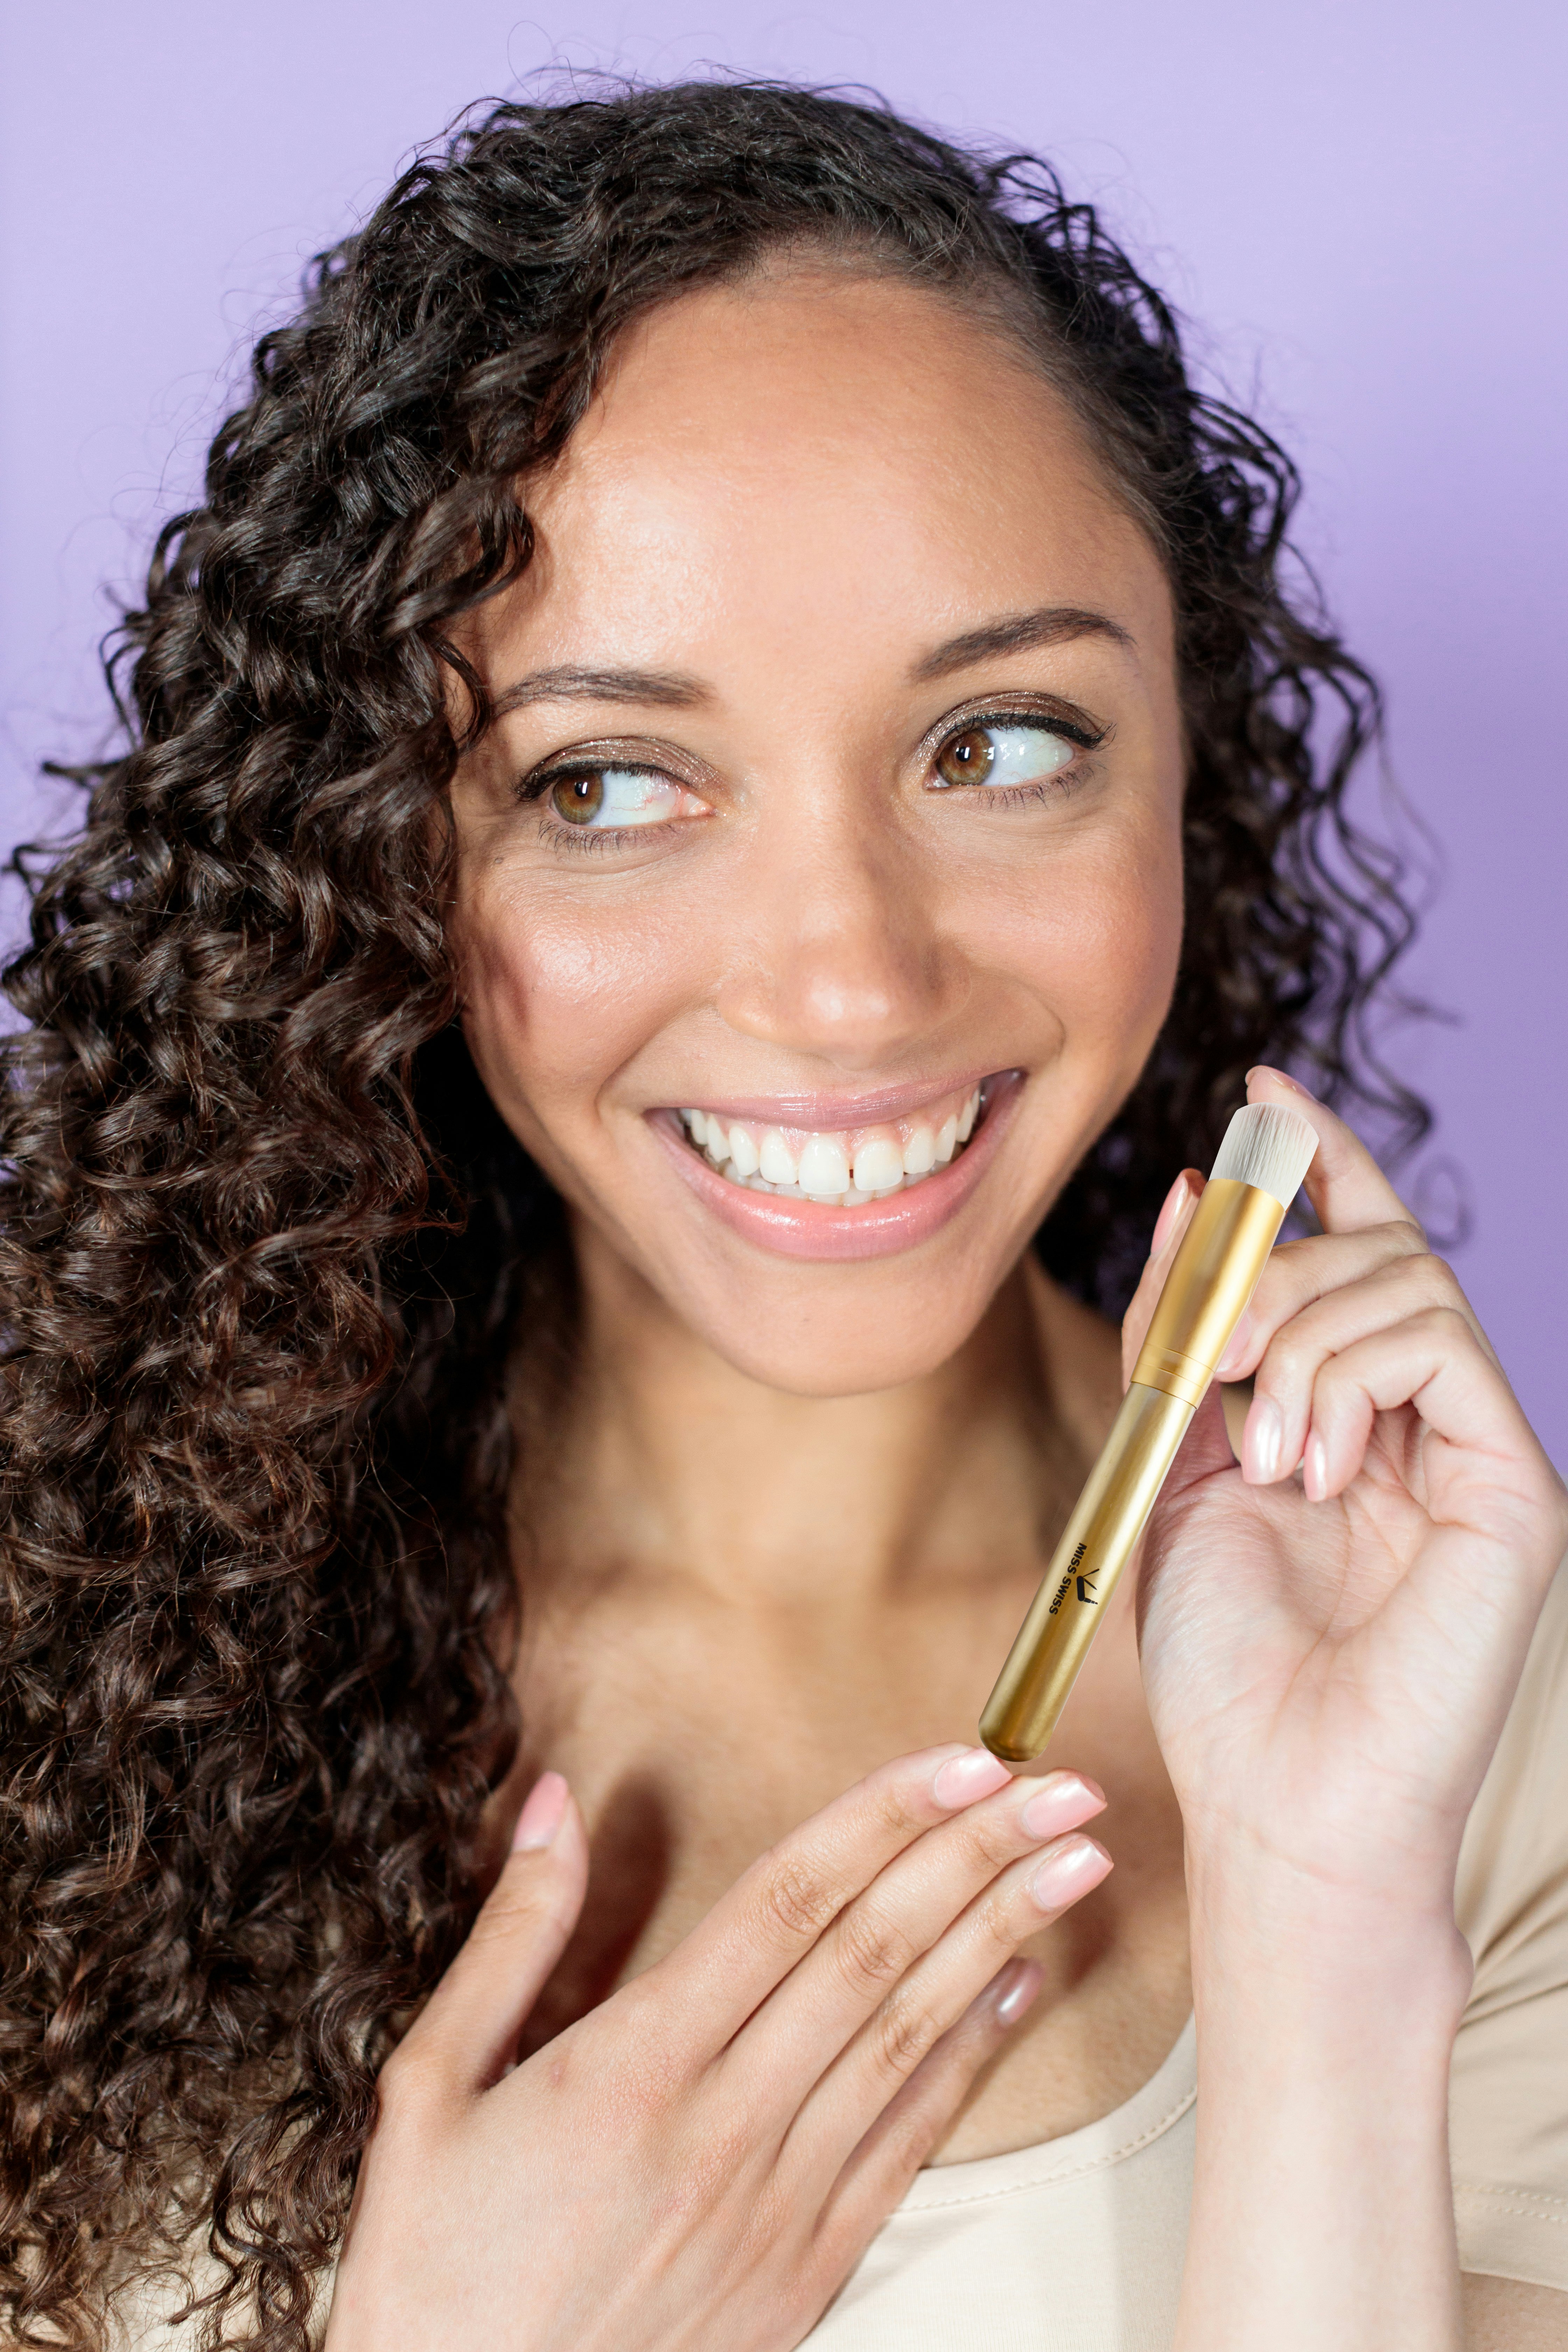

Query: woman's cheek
[966,811,1183,1080]
[455,877,701,1142]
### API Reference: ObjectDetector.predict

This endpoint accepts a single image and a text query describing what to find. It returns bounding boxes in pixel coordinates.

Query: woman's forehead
[483,273,1172,686]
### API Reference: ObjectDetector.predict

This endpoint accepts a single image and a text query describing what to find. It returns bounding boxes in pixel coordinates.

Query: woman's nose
[713,791,969,1068]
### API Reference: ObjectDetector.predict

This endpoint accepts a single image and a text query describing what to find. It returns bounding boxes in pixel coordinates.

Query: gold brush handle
[980,1177,1289,1764]
[979,1384,1193,1761]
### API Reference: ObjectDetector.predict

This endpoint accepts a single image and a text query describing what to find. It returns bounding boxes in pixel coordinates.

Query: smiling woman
[2,79,1565,2352]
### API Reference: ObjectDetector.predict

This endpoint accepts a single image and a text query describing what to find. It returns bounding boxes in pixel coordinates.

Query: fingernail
[1304,1433,1329,1503]
[1149,1172,1191,1259]
[932,1747,1014,1809]
[989,1957,1044,2029]
[1247,1065,1318,1103]
[1028,1834,1113,1912]
[1244,1393,1283,1483]
[1018,1772,1106,1840]
[512,1770,569,1852]
[1216,1309,1254,1380]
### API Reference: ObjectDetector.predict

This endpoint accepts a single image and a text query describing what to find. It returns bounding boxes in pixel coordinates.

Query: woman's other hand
[1127,1064,1568,1937]
[325,1746,1109,2352]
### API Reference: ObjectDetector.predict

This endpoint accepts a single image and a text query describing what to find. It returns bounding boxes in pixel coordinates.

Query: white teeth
[758,1128,799,1186]
[902,1125,936,1177]
[852,1136,904,1193]
[797,1135,852,1197]
[727,1124,760,1176]
[679,1085,989,1207]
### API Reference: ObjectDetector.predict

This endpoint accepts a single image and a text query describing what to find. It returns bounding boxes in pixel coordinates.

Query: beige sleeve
[1451,1559,1568,2291]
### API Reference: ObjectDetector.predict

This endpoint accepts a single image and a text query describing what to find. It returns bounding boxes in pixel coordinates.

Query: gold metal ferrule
[979,1177,1288,1763]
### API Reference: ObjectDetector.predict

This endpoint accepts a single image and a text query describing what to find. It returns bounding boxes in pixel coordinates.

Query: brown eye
[936,728,996,787]
[551,772,605,824]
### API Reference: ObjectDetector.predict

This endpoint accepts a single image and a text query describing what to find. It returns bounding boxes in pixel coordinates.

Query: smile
[675,1082,984,1206]
[649,1073,1021,1263]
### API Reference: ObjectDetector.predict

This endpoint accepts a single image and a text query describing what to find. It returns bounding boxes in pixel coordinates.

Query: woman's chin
[653,1251,1011,1392]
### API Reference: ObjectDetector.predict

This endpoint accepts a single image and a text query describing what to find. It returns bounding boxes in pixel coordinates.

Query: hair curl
[0,78,1427,2350]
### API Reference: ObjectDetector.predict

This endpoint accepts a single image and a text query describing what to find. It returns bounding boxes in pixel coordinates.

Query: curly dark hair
[0,77,1426,2351]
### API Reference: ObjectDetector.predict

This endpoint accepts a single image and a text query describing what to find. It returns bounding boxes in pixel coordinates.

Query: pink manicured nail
[1247,1064,1318,1103]
[1244,1393,1283,1483]
[1149,1171,1192,1259]
[512,1770,569,1853]
[1304,1433,1329,1502]
[989,1958,1044,2028]
[1018,1772,1106,1840]
[932,1748,1014,1809]
[1027,1834,1112,1912]
[1216,1308,1254,1380]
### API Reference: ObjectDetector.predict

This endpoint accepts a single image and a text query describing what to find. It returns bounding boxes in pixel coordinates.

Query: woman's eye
[547,767,702,828]
[933,722,1077,791]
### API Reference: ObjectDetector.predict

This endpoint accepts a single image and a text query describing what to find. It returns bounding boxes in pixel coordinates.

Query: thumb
[1120,1169,1203,1390]
[399,1772,589,2096]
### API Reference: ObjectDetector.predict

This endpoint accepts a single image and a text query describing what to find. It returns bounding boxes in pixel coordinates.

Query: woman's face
[450,270,1185,1395]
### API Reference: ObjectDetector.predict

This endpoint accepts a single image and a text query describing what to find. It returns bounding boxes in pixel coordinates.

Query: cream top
[122,1567,1568,2347]
[806,1562,1568,2346]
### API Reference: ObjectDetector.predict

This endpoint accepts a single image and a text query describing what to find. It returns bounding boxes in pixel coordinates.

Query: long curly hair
[0,78,1426,2350]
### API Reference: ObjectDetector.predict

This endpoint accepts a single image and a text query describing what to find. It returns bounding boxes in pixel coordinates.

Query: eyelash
[932,708,1104,809]
[518,707,1105,851]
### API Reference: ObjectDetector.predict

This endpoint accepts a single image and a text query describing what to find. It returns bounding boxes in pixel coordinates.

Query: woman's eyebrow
[493,664,711,716]
[912,606,1134,682]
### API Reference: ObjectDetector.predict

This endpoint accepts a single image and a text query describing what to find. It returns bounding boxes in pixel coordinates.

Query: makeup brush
[980,1101,1319,1763]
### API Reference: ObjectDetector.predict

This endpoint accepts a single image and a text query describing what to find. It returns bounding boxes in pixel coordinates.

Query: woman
[2,80,1563,2352]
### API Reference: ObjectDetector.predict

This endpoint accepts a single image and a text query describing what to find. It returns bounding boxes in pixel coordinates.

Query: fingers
[1238,1251,1518,1496]
[814,1958,1044,2260]
[1216,1224,1493,1389]
[784,1827,1112,2179]
[648,1743,1019,2057]
[1284,1310,1546,1516]
[735,1768,1106,2098]
[1245,1066,1412,1239]
[382,1773,589,2110]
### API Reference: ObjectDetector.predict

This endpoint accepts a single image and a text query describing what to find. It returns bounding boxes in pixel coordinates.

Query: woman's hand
[1127,1064,1568,1925]
[1125,1067,1568,2352]
[326,1746,1110,2352]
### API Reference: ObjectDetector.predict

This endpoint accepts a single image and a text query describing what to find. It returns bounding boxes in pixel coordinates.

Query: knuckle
[468,1875,564,1949]
[870,1988,943,2080]
[833,1903,916,1996]
[1259,1325,1315,1395]
[758,1854,842,1946]
[1417,1301,1472,1343]
[865,1766,928,1841]
[954,1807,1019,1875]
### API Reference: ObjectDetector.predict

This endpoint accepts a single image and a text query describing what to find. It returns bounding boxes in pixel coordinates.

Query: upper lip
[655,1071,1006,1128]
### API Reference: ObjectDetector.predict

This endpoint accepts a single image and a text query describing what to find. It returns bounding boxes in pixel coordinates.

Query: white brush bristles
[1209,1101,1318,1208]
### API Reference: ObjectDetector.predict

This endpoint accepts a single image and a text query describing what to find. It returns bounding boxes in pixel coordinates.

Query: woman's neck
[515,1222,1123,1616]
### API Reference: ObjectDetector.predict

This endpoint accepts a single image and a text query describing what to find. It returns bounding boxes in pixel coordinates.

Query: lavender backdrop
[2,2,1563,1459]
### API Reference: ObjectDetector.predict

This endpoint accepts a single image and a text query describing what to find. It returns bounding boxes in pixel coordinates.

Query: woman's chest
[510,1589,1191,2160]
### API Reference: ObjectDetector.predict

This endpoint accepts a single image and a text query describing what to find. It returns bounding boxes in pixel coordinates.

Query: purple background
[2,4,1564,1461]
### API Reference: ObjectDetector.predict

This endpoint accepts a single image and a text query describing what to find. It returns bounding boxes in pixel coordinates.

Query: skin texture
[328,274,1568,2351]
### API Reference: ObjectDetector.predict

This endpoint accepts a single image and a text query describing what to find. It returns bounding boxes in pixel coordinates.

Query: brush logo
[1069,1544,1099,1605]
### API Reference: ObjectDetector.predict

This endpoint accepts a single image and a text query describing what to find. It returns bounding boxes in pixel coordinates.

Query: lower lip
[649,1073,1023,1262]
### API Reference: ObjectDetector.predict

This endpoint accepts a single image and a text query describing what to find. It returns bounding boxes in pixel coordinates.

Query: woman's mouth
[674,1080,983,1205]
[648,1073,1021,1263]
